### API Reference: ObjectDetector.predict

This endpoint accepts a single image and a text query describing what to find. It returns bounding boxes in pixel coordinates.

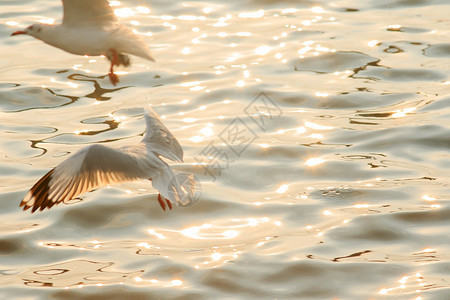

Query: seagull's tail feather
[151,167,197,207]
[114,26,155,62]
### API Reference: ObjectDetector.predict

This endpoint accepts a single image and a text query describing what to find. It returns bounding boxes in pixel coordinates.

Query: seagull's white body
[37,25,153,61]
[12,0,154,84]
[21,105,196,213]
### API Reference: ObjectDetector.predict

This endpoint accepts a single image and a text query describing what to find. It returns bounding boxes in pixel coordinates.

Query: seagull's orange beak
[11,30,27,36]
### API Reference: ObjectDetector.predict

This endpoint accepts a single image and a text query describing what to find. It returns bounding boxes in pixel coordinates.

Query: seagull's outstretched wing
[21,144,156,213]
[62,0,117,27]
[142,105,183,163]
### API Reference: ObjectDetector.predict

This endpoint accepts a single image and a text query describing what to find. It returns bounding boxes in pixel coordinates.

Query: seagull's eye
[27,25,41,33]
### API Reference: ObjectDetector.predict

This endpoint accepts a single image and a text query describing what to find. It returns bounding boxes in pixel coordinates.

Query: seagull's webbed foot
[107,48,120,85]
[108,72,119,86]
[157,194,173,211]
[166,198,173,210]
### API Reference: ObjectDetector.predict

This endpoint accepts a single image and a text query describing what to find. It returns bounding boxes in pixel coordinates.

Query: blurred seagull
[21,105,197,213]
[11,0,155,85]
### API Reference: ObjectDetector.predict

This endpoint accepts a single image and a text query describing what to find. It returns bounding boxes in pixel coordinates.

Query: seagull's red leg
[157,194,166,211]
[166,199,173,210]
[108,48,119,85]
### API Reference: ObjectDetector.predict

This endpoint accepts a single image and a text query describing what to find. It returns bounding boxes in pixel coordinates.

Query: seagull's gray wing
[142,105,184,163]
[62,0,117,27]
[21,143,157,213]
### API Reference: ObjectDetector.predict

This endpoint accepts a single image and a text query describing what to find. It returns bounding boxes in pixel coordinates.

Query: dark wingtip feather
[22,169,55,213]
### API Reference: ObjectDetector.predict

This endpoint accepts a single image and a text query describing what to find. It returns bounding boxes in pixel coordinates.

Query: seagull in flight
[11,0,155,85]
[21,105,197,213]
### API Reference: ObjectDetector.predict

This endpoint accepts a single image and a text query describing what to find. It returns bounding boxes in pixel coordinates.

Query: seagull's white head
[11,23,50,39]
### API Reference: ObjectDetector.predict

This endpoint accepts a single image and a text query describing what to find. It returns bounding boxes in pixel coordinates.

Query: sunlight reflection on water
[0,0,449,299]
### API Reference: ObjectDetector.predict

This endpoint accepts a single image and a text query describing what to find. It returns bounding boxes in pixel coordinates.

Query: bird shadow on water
[7,71,133,157]
[0,73,129,113]
[66,72,130,101]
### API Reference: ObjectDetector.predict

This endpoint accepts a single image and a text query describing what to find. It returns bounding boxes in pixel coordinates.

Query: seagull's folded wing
[21,144,154,213]
[62,0,117,27]
[142,105,184,163]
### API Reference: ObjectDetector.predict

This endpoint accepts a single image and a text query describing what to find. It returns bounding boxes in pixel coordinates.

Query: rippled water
[1,0,449,299]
